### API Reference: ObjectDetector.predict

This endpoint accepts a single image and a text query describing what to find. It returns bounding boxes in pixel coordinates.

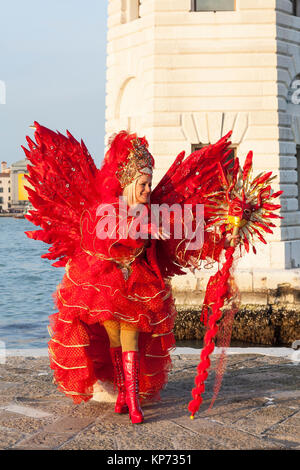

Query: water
[0,218,63,349]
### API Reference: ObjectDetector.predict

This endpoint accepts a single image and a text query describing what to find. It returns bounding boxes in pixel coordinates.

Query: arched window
[191,0,235,11]
[192,143,236,168]
[292,0,300,16]
[121,0,141,23]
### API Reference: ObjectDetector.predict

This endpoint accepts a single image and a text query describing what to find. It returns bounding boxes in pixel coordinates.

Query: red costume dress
[23,124,281,416]
[49,200,178,403]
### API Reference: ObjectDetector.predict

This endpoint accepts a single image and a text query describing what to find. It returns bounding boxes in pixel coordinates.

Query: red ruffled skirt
[48,251,177,404]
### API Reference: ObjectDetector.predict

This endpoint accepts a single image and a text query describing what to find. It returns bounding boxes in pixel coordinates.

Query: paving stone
[0,428,27,449]
[1,354,299,450]
[13,431,77,450]
[233,404,298,435]
[0,410,54,434]
[199,397,266,425]
[42,416,95,434]
[171,415,284,450]
[59,436,117,450]
[263,410,300,446]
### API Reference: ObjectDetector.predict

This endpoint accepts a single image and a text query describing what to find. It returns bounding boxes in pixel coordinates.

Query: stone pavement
[0,352,299,450]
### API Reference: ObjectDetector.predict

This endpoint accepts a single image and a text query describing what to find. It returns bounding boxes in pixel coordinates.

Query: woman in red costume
[23,123,281,422]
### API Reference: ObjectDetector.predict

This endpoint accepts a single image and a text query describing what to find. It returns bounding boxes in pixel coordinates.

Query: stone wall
[275,0,300,268]
[173,267,300,345]
[174,303,300,346]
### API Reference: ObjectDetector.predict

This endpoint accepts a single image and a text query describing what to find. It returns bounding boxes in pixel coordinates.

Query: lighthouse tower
[105,0,300,302]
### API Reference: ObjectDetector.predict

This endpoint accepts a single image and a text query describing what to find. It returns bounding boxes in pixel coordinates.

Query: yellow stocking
[120,322,139,352]
[103,320,121,348]
[103,320,139,351]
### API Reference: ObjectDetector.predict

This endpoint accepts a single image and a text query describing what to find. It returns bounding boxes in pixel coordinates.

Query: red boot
[110,347,128,414]
[122,351,144,424]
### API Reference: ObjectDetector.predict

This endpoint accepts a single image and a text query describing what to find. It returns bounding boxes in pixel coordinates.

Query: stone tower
[105,0,300,301]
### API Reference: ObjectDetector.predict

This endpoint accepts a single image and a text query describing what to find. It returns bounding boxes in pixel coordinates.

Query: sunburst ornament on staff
[205,151,283,253]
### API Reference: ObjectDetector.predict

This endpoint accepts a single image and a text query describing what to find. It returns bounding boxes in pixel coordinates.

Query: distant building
[0,161,11,211]
[105,0,300,298]
[10,158,32,211]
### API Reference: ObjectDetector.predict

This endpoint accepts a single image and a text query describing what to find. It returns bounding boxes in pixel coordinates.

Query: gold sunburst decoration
[204,151,283,253]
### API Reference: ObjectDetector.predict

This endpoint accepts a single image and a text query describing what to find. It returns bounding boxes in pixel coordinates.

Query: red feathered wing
[23,122,102,267]
[151,132,233,278]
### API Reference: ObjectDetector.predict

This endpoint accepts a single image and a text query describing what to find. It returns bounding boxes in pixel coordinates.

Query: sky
[0,0,108,168]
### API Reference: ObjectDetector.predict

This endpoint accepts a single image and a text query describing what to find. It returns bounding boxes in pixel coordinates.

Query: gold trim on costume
[65,265,171,303]
[50,338,90,348]
[51,357,88,370]
[57,289,90,311]
[151,331,173,338]
[61,390,92,397]
[145,353,171,358]
[57,382,93,396]
[56,286,177,328]
[57,317,73,324]
[108,311,176,327]
[144,368,171,377]
[48,346,56,359]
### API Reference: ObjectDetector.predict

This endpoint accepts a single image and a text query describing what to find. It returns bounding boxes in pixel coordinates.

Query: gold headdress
[116,138,154,189]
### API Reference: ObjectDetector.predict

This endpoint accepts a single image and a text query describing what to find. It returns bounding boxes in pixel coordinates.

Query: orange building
[10,159,33,211]
[0,162,11,212]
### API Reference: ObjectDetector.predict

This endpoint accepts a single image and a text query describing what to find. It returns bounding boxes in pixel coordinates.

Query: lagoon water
[0,217,63,349]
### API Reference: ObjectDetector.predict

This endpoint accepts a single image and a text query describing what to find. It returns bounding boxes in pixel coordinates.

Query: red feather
[243,151,253,180]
